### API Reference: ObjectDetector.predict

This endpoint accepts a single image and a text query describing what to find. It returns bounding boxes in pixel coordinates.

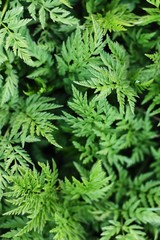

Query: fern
[93,3,138,32]
[26,0,78,28]
[4,161,58,235]
[0,142,32,173]
[1,0,160,239]
[1,63,18,105]
[0,6,32,65]
[0,216,44,239]
[146,0,160,8]
[50,213,86,240]
[3,160,111,239]
[9,94,61,147]
[64,87,156,166]
[101,219,146,240]
[136,0,160,25]
[76,37,137,114]
[56,19,105,87]
[62,161,112,203]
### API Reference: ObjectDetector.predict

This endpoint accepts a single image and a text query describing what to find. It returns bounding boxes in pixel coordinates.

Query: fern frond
[122,197,160,225]
[0,47,7,65]
[0,216,44,239]
[93,3,138,32]
[1,7,33,65]
[26,0,78,29]
[146,0,160,8]
[4,161,58,235]
[0,169,8,199]
[64,86,119,137]
[73,135,98,164]
[0,104,10,129]
[62,161,112,203]
[50,7,78,25]
[76,37,137,114]
[1,64,18,105]
[101,219,146,240]
[0,134,32,174]
[136,8,160,25]
[50,213,86,240]
[9,94,61,147]
[56,20,105,83]
[146,51,160,65]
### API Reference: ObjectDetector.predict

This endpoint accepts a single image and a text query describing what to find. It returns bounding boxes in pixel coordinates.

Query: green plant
[0,0,160,239]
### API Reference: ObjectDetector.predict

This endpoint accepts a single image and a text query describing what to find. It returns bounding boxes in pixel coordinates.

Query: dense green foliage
[0,0,160,239]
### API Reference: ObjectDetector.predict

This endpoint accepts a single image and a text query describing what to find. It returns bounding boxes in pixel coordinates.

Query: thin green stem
[1,0,10,20]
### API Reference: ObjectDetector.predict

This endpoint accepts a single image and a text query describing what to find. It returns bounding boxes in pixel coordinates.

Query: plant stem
[1,0,10,20]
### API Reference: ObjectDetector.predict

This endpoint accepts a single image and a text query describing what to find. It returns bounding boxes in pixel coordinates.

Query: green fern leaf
[9,94,61,147]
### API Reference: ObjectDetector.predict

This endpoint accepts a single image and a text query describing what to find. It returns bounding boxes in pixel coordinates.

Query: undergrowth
[0,0,160,239]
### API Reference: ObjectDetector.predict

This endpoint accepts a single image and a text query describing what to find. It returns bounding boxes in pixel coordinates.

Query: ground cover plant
[0,0,160,239]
